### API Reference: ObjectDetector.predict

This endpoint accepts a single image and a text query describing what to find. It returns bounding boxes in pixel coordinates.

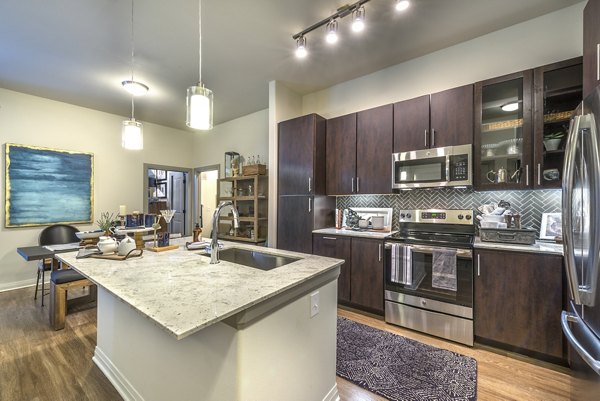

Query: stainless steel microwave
[392,144,472,189]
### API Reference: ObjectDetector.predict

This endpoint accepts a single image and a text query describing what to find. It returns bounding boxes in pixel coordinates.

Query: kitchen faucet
[210,201,239,264]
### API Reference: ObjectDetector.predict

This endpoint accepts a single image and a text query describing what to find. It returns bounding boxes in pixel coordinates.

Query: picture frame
[156,182,167,198]
[540,212,562,240]
[5,143,94,227]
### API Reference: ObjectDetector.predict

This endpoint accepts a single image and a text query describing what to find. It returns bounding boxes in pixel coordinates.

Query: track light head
[395,0,410,12]
[295,36,307,58]
[325,20,338,44]
[351,6,365,32]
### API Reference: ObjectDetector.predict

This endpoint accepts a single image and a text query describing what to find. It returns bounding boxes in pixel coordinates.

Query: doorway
[143,164,193,237]
[194,165,220,238]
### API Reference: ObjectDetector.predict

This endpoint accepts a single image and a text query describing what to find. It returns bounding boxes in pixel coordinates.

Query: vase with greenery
[97,211,116,236]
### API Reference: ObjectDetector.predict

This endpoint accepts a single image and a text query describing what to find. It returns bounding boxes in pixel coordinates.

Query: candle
[119,205,126,216]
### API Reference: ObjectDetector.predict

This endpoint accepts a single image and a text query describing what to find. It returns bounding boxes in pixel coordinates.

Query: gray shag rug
[337,317,477,401]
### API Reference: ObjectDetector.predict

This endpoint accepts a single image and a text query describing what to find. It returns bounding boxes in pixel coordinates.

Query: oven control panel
[398,209,474,225]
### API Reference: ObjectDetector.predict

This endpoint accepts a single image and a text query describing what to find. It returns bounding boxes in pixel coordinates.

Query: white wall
[192,109,269,176]
[302,2,585,118]
[0,88,196,291]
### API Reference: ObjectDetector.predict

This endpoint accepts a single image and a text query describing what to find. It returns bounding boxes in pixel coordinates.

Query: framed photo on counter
[540,212,562,240]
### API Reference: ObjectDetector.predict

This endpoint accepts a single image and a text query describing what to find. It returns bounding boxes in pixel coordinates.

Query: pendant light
[122,0,143,150]
[186,0,213,130]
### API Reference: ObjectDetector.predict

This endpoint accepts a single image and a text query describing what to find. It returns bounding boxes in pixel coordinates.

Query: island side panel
[93,287,239,401]
[237,279,339,401]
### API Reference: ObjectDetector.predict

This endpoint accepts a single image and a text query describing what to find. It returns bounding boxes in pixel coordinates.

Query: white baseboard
[93,346,144,401]
[323,383,340,401]
[0,279,38,293]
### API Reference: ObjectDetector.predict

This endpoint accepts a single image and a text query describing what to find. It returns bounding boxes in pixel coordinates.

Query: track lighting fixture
[295,36,308,58]
[325,20,338,44]
[292,0,410,57]
[351,6,365,33]
[395,0,410,12]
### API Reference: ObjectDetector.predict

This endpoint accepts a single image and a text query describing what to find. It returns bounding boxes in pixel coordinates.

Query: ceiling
[0,0,583,131]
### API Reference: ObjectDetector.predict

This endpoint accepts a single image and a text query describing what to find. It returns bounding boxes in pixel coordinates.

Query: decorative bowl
[75,230,104,240]
[544,138,562,151]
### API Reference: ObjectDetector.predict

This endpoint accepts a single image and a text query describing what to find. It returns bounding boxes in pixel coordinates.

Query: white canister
[118,236,137,256]
[371,216,385,230]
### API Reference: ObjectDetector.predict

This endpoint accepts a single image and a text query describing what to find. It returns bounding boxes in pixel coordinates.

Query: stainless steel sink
[200,248,299,270]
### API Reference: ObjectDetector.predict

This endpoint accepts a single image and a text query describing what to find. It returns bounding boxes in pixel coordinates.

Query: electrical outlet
[310,291,319,318]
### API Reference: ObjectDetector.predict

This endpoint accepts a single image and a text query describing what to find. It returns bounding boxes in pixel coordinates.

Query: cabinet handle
[537,163,541,186]
[378,244,382,262]
[351,177,355,193]
[477,254,480,277]
[424,129,428,147]
[308,177,312,193]
[525,164,529,186]
[596,43,600,81]
[357,177,360,193]
[431,128,436,147]
[308,198,312,213]
[323,236,337,240]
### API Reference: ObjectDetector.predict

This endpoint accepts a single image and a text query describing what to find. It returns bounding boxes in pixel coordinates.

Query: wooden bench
[49,269,97,330]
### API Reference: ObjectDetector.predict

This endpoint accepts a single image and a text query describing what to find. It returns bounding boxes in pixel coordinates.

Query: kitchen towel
[390,244,412,285]
[432,248,457,291]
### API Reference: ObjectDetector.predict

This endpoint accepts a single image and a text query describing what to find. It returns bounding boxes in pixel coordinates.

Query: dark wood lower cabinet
[350,238,384,314]
[313,234,351,302]
[312,235,384,314]
[474,249,564,361]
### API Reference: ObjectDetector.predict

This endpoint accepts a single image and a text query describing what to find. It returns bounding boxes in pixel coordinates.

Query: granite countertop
[56,238,343,340]
[474,237,564,256]
[313,227,396,240]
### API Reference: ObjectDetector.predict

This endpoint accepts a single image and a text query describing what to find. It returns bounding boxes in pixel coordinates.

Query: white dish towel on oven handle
[391,243,412,285]
[432,248,457,291]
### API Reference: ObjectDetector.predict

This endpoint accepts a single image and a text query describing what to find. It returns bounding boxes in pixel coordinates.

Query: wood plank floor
[0,287,574,400]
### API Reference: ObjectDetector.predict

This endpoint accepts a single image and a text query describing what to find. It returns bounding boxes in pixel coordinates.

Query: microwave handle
[445,156,451,182]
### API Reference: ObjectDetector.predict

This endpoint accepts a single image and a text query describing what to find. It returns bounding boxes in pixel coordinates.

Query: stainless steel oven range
[384,209,475,346]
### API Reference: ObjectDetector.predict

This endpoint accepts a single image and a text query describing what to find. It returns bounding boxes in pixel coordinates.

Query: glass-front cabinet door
[533,57,582,189]
[474,71,533,190]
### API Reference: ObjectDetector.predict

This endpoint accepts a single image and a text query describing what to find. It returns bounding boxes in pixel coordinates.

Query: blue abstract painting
[5,144,94,227]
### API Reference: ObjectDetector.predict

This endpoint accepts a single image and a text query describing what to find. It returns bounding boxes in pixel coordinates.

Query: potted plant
[543,131,564,151]
[97,211,116,236]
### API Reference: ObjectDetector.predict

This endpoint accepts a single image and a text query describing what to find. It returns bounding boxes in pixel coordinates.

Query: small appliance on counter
[342,207,393,232]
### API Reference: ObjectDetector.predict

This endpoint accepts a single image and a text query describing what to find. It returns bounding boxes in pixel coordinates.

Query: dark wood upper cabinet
[313,234,352,303]
[474,70,533,191]
[430,85,474,148]
[533,57,582,189]
[326,113,357,195]
[350,238,384,314]
[583,0,600,98]
[278,114,326,196]
[393,95,430,152]
[393,85,473,153]
[474,249,564,360]
[325,105,393,195]
[356,104,393,194]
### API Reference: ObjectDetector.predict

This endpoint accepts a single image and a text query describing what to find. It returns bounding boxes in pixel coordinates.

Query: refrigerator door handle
[563,114,582,305]
[561,311,600,375]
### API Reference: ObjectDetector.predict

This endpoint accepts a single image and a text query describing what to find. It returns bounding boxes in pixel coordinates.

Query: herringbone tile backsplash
[336,188,562,236]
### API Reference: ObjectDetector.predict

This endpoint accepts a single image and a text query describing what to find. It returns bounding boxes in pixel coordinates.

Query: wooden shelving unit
[217,174,268,243]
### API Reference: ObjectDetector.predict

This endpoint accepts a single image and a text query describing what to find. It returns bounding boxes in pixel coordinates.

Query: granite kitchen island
[57,240,343,401]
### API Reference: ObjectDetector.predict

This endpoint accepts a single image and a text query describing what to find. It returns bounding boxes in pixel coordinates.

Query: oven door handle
[385,243,472,258]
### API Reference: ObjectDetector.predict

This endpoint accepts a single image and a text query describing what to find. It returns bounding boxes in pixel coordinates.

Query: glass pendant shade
[122,119,143,150]
[186,85,213,130]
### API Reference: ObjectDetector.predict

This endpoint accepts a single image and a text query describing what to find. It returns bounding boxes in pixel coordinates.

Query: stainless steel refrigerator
[562,85,600,399]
